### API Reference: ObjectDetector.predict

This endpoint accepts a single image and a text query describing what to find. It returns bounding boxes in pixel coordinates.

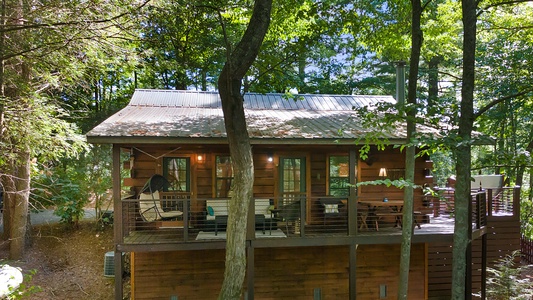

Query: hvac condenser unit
[104,251,115,277]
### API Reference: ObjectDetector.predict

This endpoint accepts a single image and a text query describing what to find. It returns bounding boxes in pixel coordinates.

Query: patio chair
[138,175,183,222]
[276,201,301,235]
[319,198,346,225]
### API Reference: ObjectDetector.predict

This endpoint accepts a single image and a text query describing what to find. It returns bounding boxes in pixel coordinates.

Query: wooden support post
[348,149,357,235]
[349,244,357,300]
[112,145,123,300]
[247,243,255,300]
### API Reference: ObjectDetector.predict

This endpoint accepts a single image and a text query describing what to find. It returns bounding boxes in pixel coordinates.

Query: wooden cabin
[87,89,521,300]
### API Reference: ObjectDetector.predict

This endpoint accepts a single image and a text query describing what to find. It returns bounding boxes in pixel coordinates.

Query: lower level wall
[131,244,426,300]
[427,216,521,299]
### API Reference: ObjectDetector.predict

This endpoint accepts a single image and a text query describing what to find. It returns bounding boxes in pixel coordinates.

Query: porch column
[349,244,357,300]
[348,149,357,235]
[112,144,123,300]
[349,149,358,300]
[247,243,255,299]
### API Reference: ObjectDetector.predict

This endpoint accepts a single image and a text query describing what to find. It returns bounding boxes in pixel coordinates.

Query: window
[163,157,190,192]
[328,155,350,197]
[215,155,233,197]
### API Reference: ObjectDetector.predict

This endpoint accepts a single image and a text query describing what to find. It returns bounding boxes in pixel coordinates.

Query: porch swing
[138,174,183,222]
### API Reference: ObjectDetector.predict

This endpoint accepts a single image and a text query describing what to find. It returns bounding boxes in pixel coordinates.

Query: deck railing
[431,187,516,219]
[521,235,533,264]
[117,194,467,245]
[117,186,522,246]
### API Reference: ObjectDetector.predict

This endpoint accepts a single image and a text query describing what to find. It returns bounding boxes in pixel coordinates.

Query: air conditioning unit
[104,251,115,277]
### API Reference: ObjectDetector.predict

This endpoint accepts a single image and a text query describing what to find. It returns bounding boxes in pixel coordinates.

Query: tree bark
[452,0,477,298]
[217,1,272,299]
[1,0,33,259]
[9,150,31,259]
[427,56,440,108]
[398,1,422,299]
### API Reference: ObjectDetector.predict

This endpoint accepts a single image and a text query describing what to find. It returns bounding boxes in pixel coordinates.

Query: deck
[118,214,467,252]
[117,188,517,251]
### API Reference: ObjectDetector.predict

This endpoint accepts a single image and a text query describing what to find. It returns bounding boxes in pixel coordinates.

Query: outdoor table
[358,200,404,230]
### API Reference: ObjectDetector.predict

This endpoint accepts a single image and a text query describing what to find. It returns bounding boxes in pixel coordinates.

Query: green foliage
[482,250,533,300]
[31,145,113,227]
[521,198,533,238]
[356,178,419,190]
[51,180,87,226]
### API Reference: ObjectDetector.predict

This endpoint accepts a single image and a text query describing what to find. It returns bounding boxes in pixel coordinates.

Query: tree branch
[474,88,533,120]
[0,0,152,34]
[477,0,533,17]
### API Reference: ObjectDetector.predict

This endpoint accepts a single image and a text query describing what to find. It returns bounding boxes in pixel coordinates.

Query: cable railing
[116,191,500,245]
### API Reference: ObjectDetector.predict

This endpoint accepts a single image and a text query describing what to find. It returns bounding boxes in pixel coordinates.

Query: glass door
[163,157,191,212]
[279,157,306,206]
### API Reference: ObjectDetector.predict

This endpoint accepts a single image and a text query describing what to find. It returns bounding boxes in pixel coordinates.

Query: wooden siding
[121,145,432,213]
[356,244,426,300]
[427,216,521,299]
[131,244,426,300]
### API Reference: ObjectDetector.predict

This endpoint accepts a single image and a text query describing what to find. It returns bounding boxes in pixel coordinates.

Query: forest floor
[0,219,127,300]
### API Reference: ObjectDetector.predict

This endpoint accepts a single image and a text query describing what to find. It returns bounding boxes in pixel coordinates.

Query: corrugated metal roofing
[86,89,433,144]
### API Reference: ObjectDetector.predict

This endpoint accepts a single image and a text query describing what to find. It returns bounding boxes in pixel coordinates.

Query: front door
[279,157,306,206]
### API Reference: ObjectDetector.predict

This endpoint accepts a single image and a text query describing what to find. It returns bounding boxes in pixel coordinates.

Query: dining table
[358,200,404,230]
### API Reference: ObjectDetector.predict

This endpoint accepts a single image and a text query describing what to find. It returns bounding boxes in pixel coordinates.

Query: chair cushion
[207,206,215,216]
[324,204,339,214]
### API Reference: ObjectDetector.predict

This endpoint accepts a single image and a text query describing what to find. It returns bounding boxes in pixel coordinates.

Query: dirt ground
[0,220,126,300]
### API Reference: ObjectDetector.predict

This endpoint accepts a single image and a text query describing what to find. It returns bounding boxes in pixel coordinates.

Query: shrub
[485,250,533,300]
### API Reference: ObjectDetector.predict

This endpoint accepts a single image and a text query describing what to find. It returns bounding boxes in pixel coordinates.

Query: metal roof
[86,89,431,145]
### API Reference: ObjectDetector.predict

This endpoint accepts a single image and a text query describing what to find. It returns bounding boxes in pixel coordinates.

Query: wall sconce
[379,167,387,178]
[267,153,273,163]
[197,154,205,163]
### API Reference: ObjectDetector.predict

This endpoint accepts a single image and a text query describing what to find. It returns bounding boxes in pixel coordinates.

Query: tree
[217,0,272,298]
[0,0,146,259]
[451,0,477,297]
[398,0,423,298]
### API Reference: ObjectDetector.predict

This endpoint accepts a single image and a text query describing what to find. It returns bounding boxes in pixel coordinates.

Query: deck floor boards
[122,215,458,245]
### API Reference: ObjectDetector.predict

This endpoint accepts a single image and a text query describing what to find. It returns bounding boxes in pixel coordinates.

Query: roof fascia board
[86,136,409,145]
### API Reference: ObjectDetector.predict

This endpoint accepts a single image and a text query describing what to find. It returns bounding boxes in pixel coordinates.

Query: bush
[51,179,87,226]
[484,250,533,300]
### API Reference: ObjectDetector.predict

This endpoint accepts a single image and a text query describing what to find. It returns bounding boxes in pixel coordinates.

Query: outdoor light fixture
[197,154,204,163]
[267,152,273,162]
[379,167,387,178]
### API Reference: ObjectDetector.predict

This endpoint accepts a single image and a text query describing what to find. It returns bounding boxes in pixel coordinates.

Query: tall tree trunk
[2,0,33,259]
[217,1,272,299]
[398,1,422,298]
[452,0,477,298]
[9,150,30,259]
[427,56,440,108]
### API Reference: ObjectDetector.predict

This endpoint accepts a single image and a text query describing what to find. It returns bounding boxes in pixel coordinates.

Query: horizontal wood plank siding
[131,244,426,299]
[357,244,426,299]
[132,250,225,299]
[428,216,521,299]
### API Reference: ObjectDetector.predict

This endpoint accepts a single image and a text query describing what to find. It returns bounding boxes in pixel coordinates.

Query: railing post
[183,198,189,242]
[299,197,306,237]
[475,193,481,229]
[513,185,520,217]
